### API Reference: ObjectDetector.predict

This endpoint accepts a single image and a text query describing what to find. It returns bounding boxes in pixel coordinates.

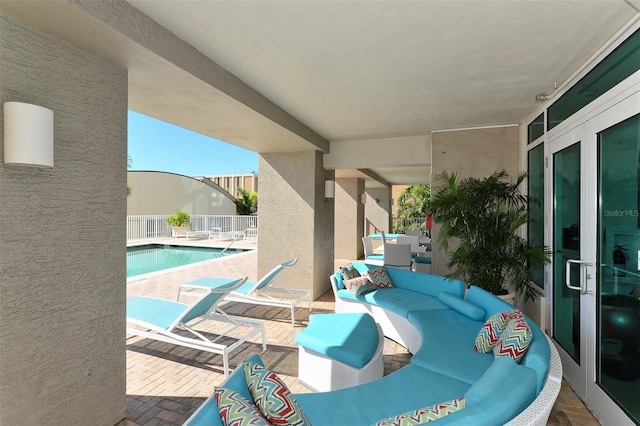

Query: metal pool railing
[126,214,258,241]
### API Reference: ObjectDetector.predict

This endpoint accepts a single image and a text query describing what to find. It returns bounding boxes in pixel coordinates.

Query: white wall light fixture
[324,180,335,199]
[4,101,54,167]
[361,193,367,204]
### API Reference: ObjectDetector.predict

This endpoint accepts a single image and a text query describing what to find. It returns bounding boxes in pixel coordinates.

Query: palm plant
[395,184,430,234]
[235,188,258,215]
[429,170,550,302]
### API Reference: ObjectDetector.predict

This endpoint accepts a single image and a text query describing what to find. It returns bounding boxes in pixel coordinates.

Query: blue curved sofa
[185,263,561,425]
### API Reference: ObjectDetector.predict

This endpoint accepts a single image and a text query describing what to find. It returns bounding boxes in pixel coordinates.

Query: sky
[127,110,258,176]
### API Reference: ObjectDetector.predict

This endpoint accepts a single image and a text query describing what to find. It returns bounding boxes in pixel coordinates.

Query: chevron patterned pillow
[214,387,270,426]
[474,310,522,353]
[344,276,378,296]
[363,266,394,288]
[244,361,311,426]
[493,316,533,362]
[340,264,361,281]
[372,397,467,426]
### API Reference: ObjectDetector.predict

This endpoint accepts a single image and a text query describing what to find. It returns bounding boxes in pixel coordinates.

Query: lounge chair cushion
[244,362,311,426]
[214,387,269,426]
[372,397,467,426]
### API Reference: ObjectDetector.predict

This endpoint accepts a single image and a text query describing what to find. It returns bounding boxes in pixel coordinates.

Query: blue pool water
[127,244,242,278]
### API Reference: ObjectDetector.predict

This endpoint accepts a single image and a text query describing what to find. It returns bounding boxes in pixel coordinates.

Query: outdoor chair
[383,243,412,270]
[126,276,266,377]
[362,237,384,265]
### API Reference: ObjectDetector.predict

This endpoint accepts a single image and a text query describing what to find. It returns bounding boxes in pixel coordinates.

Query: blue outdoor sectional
[185,262,562,425]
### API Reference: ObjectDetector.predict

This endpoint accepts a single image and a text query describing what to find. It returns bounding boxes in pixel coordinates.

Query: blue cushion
[465,286,514,320]
[295,313,379,368]
[464,356,517,405]
[413,256,432,264]
[438,292,485,320]
[384,267,465,298]
[410,310,493,384]
[361,288,450,318]
[295,364,470,426]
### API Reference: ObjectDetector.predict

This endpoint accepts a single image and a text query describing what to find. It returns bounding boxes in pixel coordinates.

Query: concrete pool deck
[121,239,599,425]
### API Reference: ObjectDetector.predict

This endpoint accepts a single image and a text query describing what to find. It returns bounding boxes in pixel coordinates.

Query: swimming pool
[127,244,243,278]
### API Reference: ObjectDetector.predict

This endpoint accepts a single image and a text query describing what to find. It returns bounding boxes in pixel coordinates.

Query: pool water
[127,244,242,278]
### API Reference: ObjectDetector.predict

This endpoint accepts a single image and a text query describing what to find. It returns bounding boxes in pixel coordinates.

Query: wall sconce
[361,193,367,204]
[324,180,335,199]
[4,102,54,167]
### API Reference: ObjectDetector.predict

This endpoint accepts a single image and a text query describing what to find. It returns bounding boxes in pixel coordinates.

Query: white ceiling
[3,1,639,187]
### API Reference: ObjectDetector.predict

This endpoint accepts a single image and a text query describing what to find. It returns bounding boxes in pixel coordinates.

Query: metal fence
[126,215,258,241]
[392,216,430,236]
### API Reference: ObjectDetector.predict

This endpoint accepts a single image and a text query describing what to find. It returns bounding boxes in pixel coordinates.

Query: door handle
[565,259,592,294]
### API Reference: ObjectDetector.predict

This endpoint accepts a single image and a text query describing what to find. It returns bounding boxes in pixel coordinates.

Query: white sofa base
[298,324,385,392]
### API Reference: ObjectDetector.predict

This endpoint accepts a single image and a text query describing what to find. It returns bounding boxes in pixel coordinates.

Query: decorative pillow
[214,387,270,426]
[438,292,485,320]
[243,362,311,426]
[344,276,378,297]
[474,310,522,353]
[340,264,361,281]
[363,266,394,288]
[493,316,533,362]
[372,397,466,426]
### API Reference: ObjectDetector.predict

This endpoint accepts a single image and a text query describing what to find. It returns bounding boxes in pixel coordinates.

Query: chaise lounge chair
[179,258,309,327]
[126,277,267,377]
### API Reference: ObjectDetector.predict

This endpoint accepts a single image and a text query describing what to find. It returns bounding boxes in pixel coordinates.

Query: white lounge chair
[126,277,266,377]
[180,258,309,327]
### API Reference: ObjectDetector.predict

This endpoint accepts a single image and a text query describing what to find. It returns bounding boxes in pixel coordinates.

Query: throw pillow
[474,310,522,353]
[344,276,378,297]
[214,387,270,426]
[363,266,394,288]
[372,397,466,426]
[493,316,533,362]
[340,264,361,281]
[243,361,311,426]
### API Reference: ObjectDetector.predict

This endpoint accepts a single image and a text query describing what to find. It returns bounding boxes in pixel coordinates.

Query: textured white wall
[335,178,364,260]
[0,13,127,425]
[430,126,520,277]
[258,152,334,299]
[127,171,237,215]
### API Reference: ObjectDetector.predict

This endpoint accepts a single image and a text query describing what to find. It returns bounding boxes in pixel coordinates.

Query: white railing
[126,215,258,241]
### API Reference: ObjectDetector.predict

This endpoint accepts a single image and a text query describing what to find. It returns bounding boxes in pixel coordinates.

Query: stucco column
[258,151,334,299]
[335,178,365,261]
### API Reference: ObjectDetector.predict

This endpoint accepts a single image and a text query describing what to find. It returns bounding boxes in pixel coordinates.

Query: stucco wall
[258,151,334,299]
[127,171,236,215]
[430,126,520,277]
[335,178,365,260]
[0,14,126,425]
[364,188,392,235]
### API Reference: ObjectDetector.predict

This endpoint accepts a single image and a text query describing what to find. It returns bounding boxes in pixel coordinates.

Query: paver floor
[120,245,600,425]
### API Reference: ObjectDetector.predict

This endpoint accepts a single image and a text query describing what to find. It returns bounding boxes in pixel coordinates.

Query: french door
[548,91,640,425]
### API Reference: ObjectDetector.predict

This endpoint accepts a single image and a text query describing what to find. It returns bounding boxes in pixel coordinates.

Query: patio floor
[120,241,599,425]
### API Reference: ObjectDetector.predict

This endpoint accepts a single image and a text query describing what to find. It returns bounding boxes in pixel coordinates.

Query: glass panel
[548,28,640,130]
[528,144,545,287]
[597,114,640,423]
[528,113,544,144]
[553,142,581,363]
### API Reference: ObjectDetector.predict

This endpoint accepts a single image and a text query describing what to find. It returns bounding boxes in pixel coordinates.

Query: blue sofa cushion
[465,286,515,320]
[362,288,450,318]
[464,356,517,405]
[372,397,466,425]
[438,292,485,320]
[295,364,471,426]
[295,313,379,368]
[384,267,465,298]
[409,310,493,384]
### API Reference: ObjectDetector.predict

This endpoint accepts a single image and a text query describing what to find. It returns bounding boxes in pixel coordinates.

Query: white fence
[127,215,258,241]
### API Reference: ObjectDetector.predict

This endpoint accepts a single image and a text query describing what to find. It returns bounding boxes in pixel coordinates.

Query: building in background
[200,172,258,198]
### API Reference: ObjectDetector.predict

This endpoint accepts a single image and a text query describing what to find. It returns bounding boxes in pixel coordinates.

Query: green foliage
[127,154,133,197]
[167,210,191,227]
[235,188,258,215]
[394,185,430,234]
[429,170,550,302]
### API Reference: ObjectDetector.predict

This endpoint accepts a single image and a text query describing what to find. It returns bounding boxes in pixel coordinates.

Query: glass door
[548,91,640,425]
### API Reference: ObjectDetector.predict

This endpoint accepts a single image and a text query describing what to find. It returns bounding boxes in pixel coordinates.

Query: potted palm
[167,210,191,237]
[429,170,550,303]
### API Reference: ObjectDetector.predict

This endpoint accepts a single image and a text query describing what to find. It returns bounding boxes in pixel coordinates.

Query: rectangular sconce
[361,193,367,204]
[324,180,335,198]
[4,101,54,167]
